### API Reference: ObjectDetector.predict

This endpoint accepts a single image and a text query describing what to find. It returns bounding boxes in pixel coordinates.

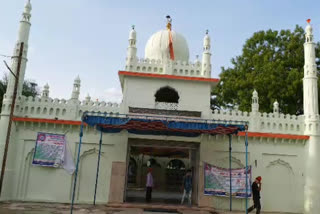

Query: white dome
[145,30,189,62]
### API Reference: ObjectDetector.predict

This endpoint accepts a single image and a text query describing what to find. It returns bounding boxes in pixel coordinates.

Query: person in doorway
[181,169,193,205]
[247,176,262,214]
[146,168,153,203]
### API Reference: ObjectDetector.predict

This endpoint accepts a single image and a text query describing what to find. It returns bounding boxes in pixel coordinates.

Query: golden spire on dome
[166,15,172,30]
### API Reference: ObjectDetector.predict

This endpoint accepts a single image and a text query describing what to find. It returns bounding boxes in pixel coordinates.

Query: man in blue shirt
[181,169,192,205]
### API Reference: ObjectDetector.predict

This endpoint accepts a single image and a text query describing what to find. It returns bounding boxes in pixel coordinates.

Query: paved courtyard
[0,202,294,214]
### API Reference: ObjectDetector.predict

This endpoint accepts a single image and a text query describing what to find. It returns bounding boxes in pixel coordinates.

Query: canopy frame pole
[70,121,84,214]
[93,130,103,205]
[245,125,249,214]
[229,134,232,211]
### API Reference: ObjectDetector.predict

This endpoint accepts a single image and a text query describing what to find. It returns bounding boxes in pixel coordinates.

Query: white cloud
[102,87,123,103]
[84,87,123,103]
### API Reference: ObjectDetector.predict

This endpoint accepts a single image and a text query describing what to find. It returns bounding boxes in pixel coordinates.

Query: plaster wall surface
[121,76,211,117]
[0,123,128,204]
[199,134,305,213]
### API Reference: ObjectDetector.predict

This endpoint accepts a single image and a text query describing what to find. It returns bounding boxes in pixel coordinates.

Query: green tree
[0,74,39,112]
[213,25,320,115]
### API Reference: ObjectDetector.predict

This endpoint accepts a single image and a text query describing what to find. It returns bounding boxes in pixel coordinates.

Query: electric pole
[0,42,24,196]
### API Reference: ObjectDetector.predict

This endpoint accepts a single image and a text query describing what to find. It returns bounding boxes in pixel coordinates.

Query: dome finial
[166,15,172,30]
[206,29,209,35]
[132,25,135,30]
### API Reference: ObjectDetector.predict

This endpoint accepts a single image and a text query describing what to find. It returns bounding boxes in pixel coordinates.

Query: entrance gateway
[125,138,200,205]
[70,111,246,213]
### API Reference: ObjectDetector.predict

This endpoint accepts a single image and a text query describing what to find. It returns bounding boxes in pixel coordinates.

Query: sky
[0,0,320,103]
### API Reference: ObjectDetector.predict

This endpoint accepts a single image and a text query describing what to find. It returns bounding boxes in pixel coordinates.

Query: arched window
[155,86,179,103]
[146,158,161,168]
[167,159,185,170]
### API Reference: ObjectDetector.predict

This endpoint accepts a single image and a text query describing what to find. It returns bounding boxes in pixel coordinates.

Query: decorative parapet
[78,100,120,120]
[7,95,120,121]
[125,57,203,77]
[259,112,304,134]
[155,102,178,110]
[211,109,305,135]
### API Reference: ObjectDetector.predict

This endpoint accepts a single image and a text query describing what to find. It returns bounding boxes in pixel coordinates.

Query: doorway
[125,138,199,205]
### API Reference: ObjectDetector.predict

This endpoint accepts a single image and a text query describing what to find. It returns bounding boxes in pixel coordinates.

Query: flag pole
[245,124,249,214]
[93,130,103,205]
[71,121,84,214]
[229,134,232,211]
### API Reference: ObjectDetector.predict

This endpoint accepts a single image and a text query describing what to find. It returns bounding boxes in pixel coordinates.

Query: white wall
[200,134,305,213]
[0,123,128,204]
[121,75,212,117]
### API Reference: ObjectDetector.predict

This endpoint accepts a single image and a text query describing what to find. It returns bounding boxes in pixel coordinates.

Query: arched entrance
[125,138,199,205]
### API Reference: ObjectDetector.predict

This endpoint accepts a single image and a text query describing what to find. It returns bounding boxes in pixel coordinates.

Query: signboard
[32,132,66,167]
[204,162,251,198]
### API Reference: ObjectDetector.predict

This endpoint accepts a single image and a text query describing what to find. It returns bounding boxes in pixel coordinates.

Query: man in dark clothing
[247,176,262,214]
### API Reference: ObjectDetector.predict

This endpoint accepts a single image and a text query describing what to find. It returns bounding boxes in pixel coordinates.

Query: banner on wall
[204,162,252,198]
[32,132,75,174]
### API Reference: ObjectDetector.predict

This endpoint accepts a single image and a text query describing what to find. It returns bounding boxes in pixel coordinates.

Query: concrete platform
[0,202,293,214]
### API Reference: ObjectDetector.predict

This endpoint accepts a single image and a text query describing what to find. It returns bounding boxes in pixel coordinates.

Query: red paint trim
[12,117,83,126]
[237,131,309,140]
[118,71,220,83]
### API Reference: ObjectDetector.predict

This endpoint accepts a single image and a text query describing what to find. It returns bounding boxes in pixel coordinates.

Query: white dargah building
[1,1,320,214]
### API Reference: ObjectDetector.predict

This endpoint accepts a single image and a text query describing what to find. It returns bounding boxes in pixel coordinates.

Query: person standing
[247,176,262,214]
[181,169,193,205]
[146,168,153,203]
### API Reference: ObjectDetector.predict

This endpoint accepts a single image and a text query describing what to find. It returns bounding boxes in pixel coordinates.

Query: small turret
[201,30,212,77]
[85,94,91,103]
[251,89,259,113]
[71,76,81,100]
[194,55,200,64]
[126,25,137,71]
[42,83,49,98]
[273,100,279,114]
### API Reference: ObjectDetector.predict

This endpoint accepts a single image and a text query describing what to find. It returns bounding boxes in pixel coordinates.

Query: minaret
[41,83,49,98]
[303,20,318,123]
[126,25,137,71]
[6,0,32,97]
[201,30,212,77]
[303,19,320,214]
[0,0,32,198]
[71,76,81,100]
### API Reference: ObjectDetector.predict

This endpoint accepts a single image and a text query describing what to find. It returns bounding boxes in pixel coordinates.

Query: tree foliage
[0,74,39,112]
[213,25,320,115]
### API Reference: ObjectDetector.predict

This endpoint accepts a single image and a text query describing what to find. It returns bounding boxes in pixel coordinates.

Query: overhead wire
[0,54,11,58]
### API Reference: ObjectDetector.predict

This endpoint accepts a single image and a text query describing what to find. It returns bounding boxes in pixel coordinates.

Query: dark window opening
[155,86,179,103]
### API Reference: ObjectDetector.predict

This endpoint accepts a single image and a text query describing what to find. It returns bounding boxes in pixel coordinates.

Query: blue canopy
[82,112,247,137]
